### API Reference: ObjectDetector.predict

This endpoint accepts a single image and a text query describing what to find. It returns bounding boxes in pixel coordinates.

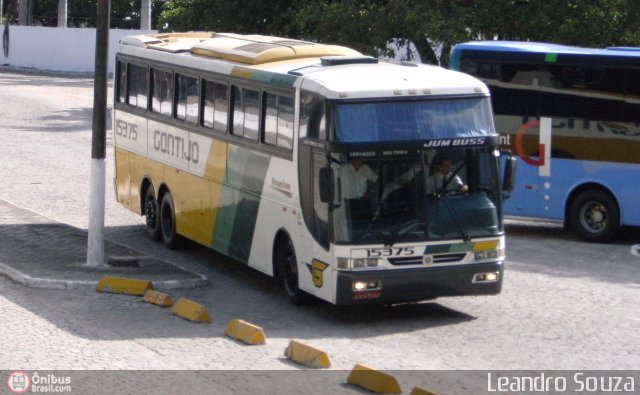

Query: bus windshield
[333,97,495,142]
[331,147,502,244]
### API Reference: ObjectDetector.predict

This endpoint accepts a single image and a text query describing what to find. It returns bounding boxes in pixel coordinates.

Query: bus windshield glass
[333,97,495,142]
[331,147,502,244]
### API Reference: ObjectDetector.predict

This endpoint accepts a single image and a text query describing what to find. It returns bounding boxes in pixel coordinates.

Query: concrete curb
[0,261,209,291]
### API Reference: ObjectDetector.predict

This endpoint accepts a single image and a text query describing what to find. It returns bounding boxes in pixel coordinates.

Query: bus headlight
[473,249,504,262]
[337,257,379,270]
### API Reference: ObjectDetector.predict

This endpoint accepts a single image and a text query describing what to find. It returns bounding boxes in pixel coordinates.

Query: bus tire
[144,186,161,241]
[275,238,310,305]
[569,189,619,243]
[159,191,182,249]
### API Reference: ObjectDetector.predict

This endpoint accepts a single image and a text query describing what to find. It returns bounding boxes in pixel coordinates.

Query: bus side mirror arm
[501,150,517,199]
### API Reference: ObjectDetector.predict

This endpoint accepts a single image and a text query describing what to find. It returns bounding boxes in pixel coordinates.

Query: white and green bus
[113,32,516,305]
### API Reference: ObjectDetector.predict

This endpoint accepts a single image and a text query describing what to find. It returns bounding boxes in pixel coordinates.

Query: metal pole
[57,0,67,28]
[86,0,110,266]
[140,0,151,30]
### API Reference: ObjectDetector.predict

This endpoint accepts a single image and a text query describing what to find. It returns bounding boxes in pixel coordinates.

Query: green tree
[158,0,294,33]
[157,0,640,65]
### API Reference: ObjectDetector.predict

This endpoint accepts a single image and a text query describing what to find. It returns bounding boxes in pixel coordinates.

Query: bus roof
[452,41,640,59]
[118,32,489,99]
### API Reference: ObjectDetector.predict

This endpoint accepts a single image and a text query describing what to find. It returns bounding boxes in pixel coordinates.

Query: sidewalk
[0,199,208,290]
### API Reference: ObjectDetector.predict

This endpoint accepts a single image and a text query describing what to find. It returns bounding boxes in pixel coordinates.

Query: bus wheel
[159,191,182,249]
[144,187,161,241]
[276,238,309,305]
[569,190,619,243]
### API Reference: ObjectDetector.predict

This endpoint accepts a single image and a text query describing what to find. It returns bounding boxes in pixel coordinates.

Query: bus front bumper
[335,261,504,305]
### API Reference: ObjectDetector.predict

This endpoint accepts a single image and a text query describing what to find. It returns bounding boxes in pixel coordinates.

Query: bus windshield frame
[324,96,503,245]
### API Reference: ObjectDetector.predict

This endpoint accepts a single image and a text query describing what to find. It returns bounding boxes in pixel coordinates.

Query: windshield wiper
[438,195,471,242]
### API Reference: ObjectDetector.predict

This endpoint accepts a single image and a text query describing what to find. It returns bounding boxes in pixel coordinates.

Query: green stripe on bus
[425,242,474,254]
[231,67,297,88]
[545,53,558,62]
[211,147,271,263]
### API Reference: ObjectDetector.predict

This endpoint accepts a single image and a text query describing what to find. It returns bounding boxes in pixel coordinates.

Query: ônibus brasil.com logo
[6,371,31,394]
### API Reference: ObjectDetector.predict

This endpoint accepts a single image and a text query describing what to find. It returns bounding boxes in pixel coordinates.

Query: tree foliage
[18,1,639,64]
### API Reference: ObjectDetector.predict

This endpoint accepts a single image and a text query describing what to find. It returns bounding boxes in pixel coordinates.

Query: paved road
[1,71,639,393]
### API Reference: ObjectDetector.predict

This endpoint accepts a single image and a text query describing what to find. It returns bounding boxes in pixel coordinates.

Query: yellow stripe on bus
[473,240,499,251]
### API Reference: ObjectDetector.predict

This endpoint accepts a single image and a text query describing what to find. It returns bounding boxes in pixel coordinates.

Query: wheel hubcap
[581,201,607,232]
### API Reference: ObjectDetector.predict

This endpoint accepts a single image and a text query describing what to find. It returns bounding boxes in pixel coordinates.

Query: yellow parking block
[225,319,266,345]
[347,364,402,394]
[410,386,439,395]
[142,290,174,307]
[284,340,331,368]
[172,297,212,323]
[96,276,154,296]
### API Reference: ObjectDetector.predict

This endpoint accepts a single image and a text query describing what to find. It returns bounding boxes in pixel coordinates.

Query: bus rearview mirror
[502,156,517,195]
[319,167,335,203]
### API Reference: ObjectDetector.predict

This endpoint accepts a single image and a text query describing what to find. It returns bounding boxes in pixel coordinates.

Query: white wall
[1,26,157,74]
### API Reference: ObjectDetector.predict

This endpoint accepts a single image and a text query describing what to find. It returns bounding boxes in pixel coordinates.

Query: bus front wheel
[569,190,619,243]
[144,187,161,241]
[275,238,309,305]
[159,191,182,249]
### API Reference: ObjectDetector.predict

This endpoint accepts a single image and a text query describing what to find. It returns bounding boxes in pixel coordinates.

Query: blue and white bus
[450,41,640,242]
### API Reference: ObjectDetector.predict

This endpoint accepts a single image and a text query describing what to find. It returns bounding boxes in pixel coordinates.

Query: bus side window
[202,80,229,133]
[151,68,172,117]
[263,92,294,150]
[127,63,148,110]
[243,88,260,140]
[486,62,540,116]
[541,65,625,121]
[300,93,326,140]
[277,96,294,149]
[231,86,260,141]
[625,69,640,123]
[176,74,199,124]
[231,86,245,137]
[116,60,126,104]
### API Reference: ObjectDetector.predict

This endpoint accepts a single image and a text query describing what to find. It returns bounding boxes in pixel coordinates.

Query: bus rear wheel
[144,187,161,241]
[275,238,310,305]
[159,191,182,249]
[569,190,619,243]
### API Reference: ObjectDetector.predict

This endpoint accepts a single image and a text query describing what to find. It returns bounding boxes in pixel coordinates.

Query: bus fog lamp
[472,271,500,283]
[353,281,381,291]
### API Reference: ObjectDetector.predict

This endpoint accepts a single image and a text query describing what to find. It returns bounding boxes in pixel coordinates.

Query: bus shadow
[0,221,473,342]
